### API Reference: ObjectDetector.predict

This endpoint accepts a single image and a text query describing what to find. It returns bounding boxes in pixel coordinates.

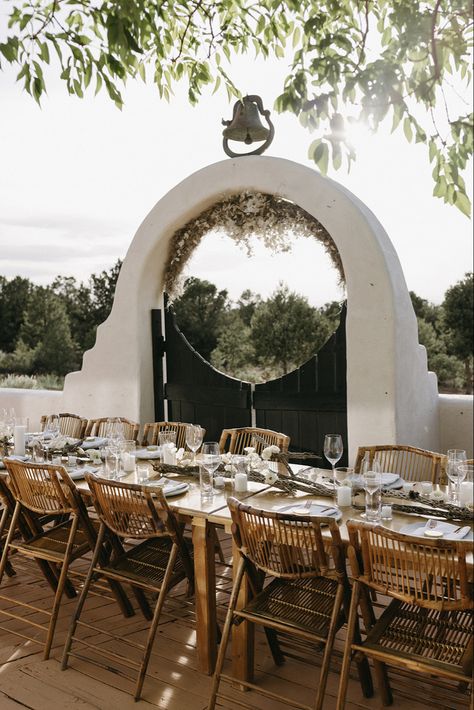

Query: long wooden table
[2,462,473,681]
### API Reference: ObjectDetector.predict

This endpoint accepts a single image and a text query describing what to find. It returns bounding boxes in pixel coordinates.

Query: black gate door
[151,306,252,443]
[152,302,347,465]
[254,305,347,467]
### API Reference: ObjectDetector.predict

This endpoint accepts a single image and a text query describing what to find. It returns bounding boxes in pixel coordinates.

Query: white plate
[349,473,403,489]
[144,480,189,497]
[275,503,342,522]
[67,466,100,480]
[399,521,472,541]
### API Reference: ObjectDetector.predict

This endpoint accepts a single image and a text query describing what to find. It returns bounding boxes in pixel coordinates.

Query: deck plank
[0,555,470,710]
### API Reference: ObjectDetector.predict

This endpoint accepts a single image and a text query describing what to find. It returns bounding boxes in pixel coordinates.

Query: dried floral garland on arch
[164,191,345,298]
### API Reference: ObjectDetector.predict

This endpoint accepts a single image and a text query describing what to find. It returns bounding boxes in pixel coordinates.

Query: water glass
[104,446,118,480]
[136,463,149,485]
[199,464,214,500]
[364,470,382,522]
[446,449,467,505]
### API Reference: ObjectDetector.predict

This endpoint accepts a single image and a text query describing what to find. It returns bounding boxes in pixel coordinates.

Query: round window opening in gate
[165,191,346,384]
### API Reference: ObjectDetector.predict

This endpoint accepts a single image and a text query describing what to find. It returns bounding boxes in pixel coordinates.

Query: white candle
[162,444,177,465]
[14,425,26,456]
[234,472,248,492]
[420,481,433,495]
[214,475,225,489]
[121,452,136,472]
[381,505,392,520]
[336,486,352,507]
[459,481,473,508]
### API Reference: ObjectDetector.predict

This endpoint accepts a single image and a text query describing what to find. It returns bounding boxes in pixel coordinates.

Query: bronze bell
[223,96,270,144]
[222,95,274,157]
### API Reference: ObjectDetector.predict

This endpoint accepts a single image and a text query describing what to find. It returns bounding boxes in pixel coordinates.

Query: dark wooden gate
[152,303,347,465]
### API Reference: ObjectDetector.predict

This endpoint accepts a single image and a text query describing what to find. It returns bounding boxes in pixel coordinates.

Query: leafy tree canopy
[0,1,472,213]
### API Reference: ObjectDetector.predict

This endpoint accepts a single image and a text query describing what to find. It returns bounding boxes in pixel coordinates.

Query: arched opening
[62,156,440,461]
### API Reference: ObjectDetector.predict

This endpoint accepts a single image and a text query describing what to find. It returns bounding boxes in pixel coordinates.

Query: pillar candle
[14,425,26,456]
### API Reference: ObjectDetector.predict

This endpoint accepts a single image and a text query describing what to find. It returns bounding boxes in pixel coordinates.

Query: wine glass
[446,449,467,505]
[324,434,343,502]
[200,442,220,498]
[185,424,204,465]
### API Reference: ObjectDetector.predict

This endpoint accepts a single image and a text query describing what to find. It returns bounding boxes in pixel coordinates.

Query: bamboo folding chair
[62,475,194,701]
[0,459,106,659]
[354,444,446,484]
[85,417,140,442]
[336,520,473,709]
[0,481,16,578]
[208,498,373,710]
[40,413,88,439]
[219,427,290,455]
[141,421,205,449]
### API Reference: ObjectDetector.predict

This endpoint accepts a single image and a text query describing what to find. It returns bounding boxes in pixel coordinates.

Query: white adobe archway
[62,156,440,461]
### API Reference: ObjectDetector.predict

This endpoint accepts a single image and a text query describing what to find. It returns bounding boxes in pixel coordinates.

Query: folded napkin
[400,520,472,540]
[82,437,108,449]
[135,447,162,460]
[349,472,402,489]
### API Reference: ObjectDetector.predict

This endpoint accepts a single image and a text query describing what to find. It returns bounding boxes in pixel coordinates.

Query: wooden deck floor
[0,543,470,710]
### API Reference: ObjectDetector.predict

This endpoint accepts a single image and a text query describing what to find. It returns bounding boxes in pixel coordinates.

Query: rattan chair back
[5,459,77,516]
[40,413,87,439]
[228,497,345,580]
[347,520,473,610]
[85,417,139,442]
[354,444,445,483]
[86,474,182,542]
[141,421,205,449]
[219,427,290,455]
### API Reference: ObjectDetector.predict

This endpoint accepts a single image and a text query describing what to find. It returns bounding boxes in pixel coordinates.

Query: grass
[0,373,64,390]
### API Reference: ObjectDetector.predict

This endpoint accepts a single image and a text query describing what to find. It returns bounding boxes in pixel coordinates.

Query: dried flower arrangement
[164,191,345,297]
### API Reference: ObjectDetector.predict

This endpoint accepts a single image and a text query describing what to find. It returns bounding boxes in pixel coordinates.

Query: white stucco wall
[0,388,63,431]
[60,156,440,460]
[439,394,474,458]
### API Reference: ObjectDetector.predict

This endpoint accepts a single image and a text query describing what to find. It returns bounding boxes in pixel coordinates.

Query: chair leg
[0,502,21,584]
[134,544,180,701]
[358,588,392,706]
[264,627,285,666]
[315,583,344,710]
[336,581,361,710]
[207,557,247,710]
[44,515,80,660]
[62,523,107,670]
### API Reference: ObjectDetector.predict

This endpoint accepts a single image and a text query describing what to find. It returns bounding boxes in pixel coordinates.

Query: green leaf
[453,191,471,218]
[403,117,413,142]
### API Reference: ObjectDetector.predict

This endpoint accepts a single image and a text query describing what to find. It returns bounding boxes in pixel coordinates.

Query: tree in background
[443,272,474,393]
[250,283,333,374]
[0,276,32,352]
[19,287,79,375]
[172,277,229,361]
[211,311,255,378]
[0,1,472,214]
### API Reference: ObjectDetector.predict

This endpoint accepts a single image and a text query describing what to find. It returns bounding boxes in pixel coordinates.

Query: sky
[0,34,472,307]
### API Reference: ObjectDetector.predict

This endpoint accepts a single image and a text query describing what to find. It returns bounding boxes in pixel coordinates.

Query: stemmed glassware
[200,442,221,498]
[446,449,467,506]
[185,424,204,465]
[323,434,343,503]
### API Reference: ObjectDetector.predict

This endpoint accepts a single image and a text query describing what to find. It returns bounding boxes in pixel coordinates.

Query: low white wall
[439,394,474,458]
[1,387,472,459]
[0,388,63,432]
